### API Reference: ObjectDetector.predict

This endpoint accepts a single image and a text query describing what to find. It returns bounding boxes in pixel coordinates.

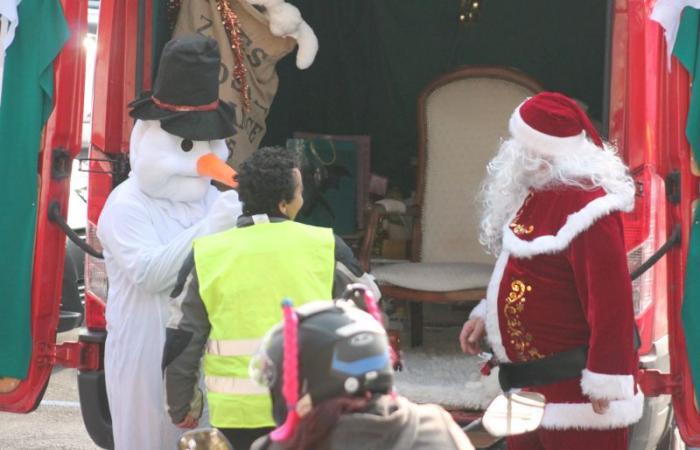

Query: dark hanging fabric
[152,0,172,80]
[264,0,607,194]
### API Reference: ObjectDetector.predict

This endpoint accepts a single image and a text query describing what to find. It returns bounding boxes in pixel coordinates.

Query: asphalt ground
[0,330,100,450]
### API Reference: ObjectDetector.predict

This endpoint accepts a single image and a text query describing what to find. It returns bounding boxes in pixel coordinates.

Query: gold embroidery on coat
[503,280,544,361]
[509,193,534,236]
[509,222,534,235]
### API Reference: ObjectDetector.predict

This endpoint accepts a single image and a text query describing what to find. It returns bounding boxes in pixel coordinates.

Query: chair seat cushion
[371,262,493,292]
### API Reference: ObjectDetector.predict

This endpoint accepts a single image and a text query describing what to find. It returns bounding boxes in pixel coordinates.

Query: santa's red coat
[472,185,643,430]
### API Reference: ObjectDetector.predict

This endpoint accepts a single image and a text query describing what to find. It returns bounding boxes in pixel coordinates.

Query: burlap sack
[174,0,296,168]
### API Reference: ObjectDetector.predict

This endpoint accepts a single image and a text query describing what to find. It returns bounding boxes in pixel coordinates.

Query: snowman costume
[97,35,241,450]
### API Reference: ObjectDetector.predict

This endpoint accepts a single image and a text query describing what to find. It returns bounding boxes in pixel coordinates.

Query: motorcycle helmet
[249,286,394,442]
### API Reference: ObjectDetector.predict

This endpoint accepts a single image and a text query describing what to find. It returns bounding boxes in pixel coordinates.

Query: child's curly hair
[237,146,300,217]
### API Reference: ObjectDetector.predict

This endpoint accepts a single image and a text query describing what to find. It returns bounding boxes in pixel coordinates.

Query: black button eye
[181,139,194,152]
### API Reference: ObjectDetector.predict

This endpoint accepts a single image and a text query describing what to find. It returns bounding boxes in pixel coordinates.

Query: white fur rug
[393,327,501,410]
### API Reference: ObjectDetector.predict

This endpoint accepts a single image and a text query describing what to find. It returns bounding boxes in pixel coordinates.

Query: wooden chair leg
[409,301,423,347]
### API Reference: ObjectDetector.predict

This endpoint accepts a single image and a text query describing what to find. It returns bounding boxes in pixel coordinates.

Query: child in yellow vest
[163,147,379,450]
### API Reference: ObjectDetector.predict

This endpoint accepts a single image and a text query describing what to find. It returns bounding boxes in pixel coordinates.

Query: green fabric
[673,10,700,404]
[682,205,700,407]
[287,137,362,235]
[264,0,608,194]
[194,220,335,427]
[673,7,700,162]
[0,0,69,378]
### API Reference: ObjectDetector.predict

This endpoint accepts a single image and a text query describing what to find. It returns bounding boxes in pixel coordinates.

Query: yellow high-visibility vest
[194,220,335,428]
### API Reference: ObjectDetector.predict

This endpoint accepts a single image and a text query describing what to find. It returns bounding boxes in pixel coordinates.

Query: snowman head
[125,35,239,202]
[129,120,235,202]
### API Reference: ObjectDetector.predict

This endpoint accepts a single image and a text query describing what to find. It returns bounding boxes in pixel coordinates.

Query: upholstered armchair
[359,66,542,346]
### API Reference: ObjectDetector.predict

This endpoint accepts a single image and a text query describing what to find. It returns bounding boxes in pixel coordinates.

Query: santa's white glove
[203,190,242,235]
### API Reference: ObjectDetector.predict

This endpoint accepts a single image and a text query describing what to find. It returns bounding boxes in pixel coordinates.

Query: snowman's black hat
[129,34,236,141]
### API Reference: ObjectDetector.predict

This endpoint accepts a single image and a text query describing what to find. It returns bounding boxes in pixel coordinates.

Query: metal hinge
[638,369,683,397]
[51,148,72,180]
[37,341,101,371]
[78,153,131,187]
[666,170,681,205]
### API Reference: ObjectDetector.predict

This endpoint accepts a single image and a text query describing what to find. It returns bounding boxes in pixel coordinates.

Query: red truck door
[611,0,700,446]
[0,0,89,413]
[83,0,153,332]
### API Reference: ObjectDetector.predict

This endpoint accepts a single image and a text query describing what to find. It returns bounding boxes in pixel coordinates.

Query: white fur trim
[469,299,487,320]
[266,3,302,36]
[580,369,635,401]
[485,252,510,363]
[292,21,318,70]
[509,103,588,155]
[246,0,318,69]
[540,391,644,430]
[502,193,634,258]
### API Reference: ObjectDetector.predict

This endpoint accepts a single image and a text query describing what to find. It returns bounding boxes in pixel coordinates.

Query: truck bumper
[77,329,113,449]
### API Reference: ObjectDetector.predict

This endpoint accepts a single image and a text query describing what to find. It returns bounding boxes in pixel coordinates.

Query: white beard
[479,138,635,255]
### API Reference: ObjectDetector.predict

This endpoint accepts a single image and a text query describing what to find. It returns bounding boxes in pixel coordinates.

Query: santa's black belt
[497,346,588,392]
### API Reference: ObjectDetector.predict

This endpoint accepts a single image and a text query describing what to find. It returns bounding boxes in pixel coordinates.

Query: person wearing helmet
[162,147,380,450]
[249,288,474,450]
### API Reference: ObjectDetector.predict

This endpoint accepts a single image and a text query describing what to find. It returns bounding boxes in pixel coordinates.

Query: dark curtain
[263,0,608,194]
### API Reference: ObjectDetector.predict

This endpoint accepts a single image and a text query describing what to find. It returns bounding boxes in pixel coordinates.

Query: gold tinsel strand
[217,0,251,111]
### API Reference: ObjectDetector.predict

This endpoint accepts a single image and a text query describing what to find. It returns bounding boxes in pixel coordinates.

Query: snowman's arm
[98,200,207,295]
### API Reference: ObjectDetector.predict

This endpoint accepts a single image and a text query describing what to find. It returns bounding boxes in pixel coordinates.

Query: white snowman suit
[97,119,241,450]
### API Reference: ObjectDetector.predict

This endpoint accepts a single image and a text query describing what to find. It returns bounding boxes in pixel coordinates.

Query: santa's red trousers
[506,427,628,450]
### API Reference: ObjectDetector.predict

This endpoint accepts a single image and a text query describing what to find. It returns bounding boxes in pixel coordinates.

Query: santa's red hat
[508,92,603,153]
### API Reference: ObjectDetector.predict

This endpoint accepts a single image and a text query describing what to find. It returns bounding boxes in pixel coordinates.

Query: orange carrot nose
[196,153,238,188]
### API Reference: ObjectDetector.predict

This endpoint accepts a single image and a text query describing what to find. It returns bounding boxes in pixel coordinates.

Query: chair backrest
[416,67,542,263]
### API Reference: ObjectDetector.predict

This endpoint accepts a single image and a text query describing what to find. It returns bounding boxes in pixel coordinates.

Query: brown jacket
[250,396,474,450]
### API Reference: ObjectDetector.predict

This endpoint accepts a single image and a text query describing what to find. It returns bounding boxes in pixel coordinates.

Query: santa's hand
[204,190,242,234]
[591,398,610,414]
[459,318,485,355]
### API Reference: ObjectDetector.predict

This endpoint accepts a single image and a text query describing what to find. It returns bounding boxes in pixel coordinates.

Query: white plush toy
[247,0,319,69]
[96,35,242,450]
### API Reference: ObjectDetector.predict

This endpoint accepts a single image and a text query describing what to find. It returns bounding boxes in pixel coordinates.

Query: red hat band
[508,92,603,152]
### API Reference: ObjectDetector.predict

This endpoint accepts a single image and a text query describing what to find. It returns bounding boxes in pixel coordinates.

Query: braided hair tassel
[271,299,300,442]
[361,289,399,367]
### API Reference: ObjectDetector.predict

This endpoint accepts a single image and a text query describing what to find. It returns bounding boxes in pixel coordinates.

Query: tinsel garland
[216,0,251,111]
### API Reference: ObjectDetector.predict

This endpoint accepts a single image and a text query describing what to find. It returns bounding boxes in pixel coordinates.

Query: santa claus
[459,92,642,449]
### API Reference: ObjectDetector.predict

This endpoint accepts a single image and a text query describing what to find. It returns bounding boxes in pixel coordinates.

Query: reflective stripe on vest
[206,338,263,357]
[194,220,335,428]
[205,375,268,395]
